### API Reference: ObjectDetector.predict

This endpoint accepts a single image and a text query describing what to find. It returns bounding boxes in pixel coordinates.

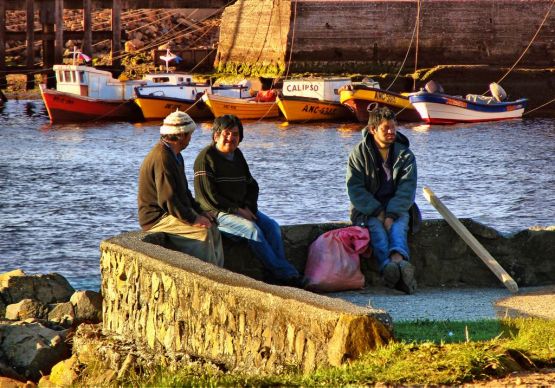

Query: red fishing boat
[40,50,145,123]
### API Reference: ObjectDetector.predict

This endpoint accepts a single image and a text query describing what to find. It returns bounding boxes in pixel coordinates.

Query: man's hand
[193,215,213,228]
[384,217,394,231]
[377,210,386,223]
[236,207,257,221]
[202,211,218,225]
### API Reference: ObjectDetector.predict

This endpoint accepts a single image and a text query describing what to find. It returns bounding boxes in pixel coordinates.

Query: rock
[0,272,74,306]
[47,302,75,327]
[48,355,80,387]
[70,291,102,324]
[5,299,48,321]
[0,377,35,388]
[0,269,26,283]
[0,322,71,381]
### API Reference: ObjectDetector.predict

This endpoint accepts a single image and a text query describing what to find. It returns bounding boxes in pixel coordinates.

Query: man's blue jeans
[366,211,410,272]
[217,210,300,280]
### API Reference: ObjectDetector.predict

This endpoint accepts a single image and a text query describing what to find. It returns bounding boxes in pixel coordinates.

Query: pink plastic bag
[304,226,371,292]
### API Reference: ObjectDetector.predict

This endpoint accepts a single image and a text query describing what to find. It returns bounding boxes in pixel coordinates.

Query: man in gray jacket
[346,107,419,294]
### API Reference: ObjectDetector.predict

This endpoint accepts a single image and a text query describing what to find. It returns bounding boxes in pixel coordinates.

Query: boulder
[47,355,80,387]
[0,322,71,381]
[47,302,75,327]
[70,291,102,324]
[0,270,74,307]
[5,299,48,321]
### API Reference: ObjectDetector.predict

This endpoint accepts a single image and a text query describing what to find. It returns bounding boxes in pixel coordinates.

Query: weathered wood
[423,186,519,293]
[0,1,6,89]
[40,0,56,88]
[6,30,116,41]
[26,0,35,90]
[4,0,231,9]
[54,0,64,64]
[111,0,121,67]
[83,0,92,56]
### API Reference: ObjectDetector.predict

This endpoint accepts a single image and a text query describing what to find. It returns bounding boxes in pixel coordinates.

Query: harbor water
[0,100,553,291]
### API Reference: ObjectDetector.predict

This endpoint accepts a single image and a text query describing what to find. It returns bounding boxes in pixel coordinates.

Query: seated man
[194,114,303,287]
[138,110,224,267]
[346,107,420,294]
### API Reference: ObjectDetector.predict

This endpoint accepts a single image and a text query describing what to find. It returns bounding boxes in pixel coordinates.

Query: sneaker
[397,260,417,294]
[382,261,401,289]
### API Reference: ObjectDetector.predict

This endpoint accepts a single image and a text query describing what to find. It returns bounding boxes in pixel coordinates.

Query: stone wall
[225,220,555,288]
[100,233,392,374]
[216,0,555,73]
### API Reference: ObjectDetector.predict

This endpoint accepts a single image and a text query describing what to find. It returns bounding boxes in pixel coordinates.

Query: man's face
[370,119,396,148]
[214,126,240,154]
[177,132,192,151]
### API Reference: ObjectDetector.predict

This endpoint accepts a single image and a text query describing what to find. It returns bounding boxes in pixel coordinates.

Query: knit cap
[160,110,196,135]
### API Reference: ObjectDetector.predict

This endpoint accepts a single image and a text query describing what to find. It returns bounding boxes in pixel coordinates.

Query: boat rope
[413,0,421,91]
[523,96,555,116]
[257,0,299,123]
[385,2,419,91]
[495,0,555,86]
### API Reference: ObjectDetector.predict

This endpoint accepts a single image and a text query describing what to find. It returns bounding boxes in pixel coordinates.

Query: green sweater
[193,145,259,215]
[138,142,202,230]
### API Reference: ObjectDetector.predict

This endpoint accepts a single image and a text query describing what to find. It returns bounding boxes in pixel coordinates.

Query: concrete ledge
[100,232,392,373]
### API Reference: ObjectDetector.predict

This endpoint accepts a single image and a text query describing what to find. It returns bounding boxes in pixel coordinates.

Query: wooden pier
[0,0,231,89]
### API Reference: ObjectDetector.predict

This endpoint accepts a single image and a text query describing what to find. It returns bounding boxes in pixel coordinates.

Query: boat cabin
[53,64,143,101]
[142,73,195,85]
[282,78,352,102]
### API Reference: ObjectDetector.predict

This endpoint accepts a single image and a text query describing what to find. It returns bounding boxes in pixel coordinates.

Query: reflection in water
[0,100,554,290]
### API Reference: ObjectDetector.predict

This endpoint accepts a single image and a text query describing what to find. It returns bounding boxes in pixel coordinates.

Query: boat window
[64,71,72,83]
[57,71,63,82]
[154,77,170,83]
[79,71,86,84]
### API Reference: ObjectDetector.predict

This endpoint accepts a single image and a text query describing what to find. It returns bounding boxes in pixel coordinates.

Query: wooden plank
[111,0,121,67]
[54,0,64,64]
[6,30,115,41]
[4,1,229,10]
[83,0,92,56]
[423,186,519,293]
[26,0,35,89]
[0,0,6,89]
[40,0,56,88]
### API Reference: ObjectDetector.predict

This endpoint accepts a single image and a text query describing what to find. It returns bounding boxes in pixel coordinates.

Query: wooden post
[54,0,64,64]
[0,0,6,89]
[26,0,35,90]
[83,0,92,57]
[423,186,519,293]
[111,0,121,67]
[41,0,56,88]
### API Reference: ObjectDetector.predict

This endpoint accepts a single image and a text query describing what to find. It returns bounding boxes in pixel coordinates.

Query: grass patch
[83,318,555,387]
[395,319,511,343]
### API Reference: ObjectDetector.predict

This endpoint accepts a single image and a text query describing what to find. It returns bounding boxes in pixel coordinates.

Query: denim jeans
[217,210,300,280]
[366,211,410,272]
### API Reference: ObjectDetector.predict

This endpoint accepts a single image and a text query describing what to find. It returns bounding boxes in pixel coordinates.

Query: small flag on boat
[79,53,91,62]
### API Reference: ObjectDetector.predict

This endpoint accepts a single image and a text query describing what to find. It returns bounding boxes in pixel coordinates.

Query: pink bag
[304,226,371,292]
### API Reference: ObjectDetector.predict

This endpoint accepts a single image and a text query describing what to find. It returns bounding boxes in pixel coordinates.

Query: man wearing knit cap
[193,115,304,287]
[138,110,224,266]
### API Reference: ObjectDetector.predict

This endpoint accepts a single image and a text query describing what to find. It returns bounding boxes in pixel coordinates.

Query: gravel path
[329,285,555,322]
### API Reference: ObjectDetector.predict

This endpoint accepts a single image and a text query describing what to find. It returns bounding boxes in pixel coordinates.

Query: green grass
[394,319,510,343]
[85,318,555,387]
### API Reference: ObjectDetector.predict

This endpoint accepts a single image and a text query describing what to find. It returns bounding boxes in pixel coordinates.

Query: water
[0,100,553,290]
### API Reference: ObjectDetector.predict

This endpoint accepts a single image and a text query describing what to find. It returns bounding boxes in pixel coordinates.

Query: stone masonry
[100,233,392,374]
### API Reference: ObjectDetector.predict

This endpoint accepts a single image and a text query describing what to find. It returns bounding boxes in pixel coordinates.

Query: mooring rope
[495,0,555,86]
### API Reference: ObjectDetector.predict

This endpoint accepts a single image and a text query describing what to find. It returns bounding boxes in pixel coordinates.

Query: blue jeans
[217,210,300,280]
[366,211,410,272]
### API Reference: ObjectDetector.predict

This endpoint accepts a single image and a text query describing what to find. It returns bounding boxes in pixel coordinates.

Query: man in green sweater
[138,110,224,266]
[194,115,303,287]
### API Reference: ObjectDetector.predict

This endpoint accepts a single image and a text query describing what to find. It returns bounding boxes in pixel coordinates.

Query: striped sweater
[193,144,259,215]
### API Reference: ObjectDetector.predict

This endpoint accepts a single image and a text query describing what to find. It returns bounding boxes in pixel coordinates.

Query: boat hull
[202,94,279,120]
[409,93,528,124]
[340,86,421,123]
[40,85,143,123]
[276,96,353,122]
[133,95,213,120]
